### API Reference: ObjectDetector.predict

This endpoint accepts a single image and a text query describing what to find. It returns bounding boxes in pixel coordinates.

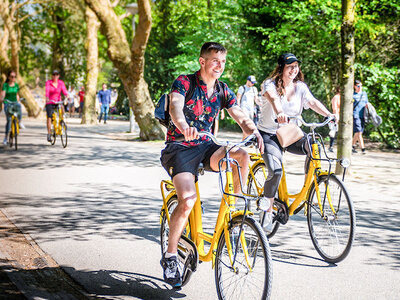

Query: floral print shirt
[167,71,237,146]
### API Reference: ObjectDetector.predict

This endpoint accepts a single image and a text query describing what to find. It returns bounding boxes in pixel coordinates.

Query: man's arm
[227,105,264,153]
[169,92,197,141]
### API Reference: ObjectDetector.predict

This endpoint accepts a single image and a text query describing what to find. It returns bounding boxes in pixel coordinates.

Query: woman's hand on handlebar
[276,112,288,124]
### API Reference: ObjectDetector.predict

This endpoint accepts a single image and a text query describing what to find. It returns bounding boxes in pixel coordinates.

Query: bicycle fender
[211,211,254,269]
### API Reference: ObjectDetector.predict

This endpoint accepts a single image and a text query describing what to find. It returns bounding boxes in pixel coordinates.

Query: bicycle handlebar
[199,131,257,148]
[288,116,334,129]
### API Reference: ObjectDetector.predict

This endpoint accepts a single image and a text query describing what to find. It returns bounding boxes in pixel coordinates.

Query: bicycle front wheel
[60,120,67,148]
[247,162,280,239]
[8,120,14,148]
[215,216,272,300]
[13,118,18,150]
[307,174,355,263]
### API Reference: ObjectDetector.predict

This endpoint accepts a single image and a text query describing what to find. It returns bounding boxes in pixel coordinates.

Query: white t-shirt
[238,85,258,110]
[257,79,315,134]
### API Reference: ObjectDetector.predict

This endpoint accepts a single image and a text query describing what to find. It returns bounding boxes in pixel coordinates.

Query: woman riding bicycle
[1,70,23,145]
[45,70,68,142]
[258,53,335,230]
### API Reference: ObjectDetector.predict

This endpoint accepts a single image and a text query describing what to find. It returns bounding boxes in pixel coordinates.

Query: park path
[0,116,399,299]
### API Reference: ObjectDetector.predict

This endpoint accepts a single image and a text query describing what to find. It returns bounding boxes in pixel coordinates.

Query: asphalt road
[0,116,399,299]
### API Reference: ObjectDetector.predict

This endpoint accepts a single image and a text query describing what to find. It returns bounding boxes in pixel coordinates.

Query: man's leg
[167,172,197,254]
[104,105,109,123]
[209,147,250,194]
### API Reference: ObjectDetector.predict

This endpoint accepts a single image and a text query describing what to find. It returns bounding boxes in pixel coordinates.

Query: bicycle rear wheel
[215,216,272,300]
[160,196,191,256]
[247,162,280,238]
[60,120,67,148]
[307,174,355,263]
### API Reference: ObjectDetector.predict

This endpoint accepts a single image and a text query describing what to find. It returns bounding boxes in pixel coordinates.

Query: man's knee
[177,193,197,215]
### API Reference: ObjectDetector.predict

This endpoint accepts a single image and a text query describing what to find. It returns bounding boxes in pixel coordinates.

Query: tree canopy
[0,0,398,146]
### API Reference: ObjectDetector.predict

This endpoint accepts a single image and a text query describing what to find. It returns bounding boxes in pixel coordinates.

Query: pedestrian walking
[352,80,368,154]
[98,83,111,124]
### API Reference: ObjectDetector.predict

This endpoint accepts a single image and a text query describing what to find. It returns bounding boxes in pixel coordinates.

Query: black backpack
[154,74,227,128]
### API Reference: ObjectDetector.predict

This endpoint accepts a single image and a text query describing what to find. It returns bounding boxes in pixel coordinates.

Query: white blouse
[257,79,316,134]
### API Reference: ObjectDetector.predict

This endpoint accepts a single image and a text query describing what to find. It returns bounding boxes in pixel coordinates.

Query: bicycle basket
[7,103,19,115]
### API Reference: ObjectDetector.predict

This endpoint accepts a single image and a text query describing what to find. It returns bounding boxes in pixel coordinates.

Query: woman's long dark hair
[263,64,304,97]
[5,70,17,84]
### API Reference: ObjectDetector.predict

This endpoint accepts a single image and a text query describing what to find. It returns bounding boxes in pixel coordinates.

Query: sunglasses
[9,75,16,78]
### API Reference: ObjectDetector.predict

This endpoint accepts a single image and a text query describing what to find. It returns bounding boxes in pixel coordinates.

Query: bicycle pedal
[274,198,289,225]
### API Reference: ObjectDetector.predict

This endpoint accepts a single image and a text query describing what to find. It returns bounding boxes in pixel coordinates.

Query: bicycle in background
[6,101,21,151]
[160,132,272,299]
[49,101,67,148]
[247,116,355,263]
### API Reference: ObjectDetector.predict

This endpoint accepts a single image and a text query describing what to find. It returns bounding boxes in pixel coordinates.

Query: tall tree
[337,0,355,173]
[0,0,41,117]
[84,0,164,140]
[81,5,100,124]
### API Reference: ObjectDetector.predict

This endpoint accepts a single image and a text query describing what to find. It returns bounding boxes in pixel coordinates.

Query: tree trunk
[84,0,164,140]
[336,0,355,174]
[82,6,100,124]
[0,2,40,117]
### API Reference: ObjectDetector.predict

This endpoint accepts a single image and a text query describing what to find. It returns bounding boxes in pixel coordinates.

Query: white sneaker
[260,211,273,233]
[19,123,25,129]
[3,138,7,145]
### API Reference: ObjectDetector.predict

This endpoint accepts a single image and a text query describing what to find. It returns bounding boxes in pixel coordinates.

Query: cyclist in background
[45,70,68,142]
[1,70,23,145]
[258,53,335,231]
[159,42,263,288]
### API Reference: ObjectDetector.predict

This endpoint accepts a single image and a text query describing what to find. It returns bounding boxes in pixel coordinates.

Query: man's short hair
[200,42,226,57]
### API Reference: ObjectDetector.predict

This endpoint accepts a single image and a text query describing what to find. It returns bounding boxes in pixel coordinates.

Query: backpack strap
[185,73,197,101]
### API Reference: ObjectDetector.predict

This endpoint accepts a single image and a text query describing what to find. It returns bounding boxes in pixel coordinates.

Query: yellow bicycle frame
[160,162,253,268]
[10,115,19,136]
[248,142,336,217]
[52,104,64,136]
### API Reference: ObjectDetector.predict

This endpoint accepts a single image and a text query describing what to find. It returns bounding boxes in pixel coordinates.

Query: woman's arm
[308,98,334,118]
[263,90,287,123]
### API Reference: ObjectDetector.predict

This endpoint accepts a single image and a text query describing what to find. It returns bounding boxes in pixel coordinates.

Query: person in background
[45,70,68,142]
[352,80,368,154]
[78,86,85,118]
[1,70,24,145]
[328,86,340,152]
[98,83,111,124]
[67,86,76,117]
[237,75,260,138]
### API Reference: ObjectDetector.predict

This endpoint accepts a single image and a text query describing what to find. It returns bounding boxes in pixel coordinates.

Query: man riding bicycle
[159,42,264,288]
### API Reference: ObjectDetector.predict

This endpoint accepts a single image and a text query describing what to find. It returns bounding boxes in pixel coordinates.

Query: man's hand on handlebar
[183,127,199,141]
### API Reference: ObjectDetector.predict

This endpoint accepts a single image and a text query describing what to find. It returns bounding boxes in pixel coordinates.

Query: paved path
[0,117,399,299]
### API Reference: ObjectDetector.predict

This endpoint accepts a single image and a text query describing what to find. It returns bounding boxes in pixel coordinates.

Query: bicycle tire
[160,196,191,256]
[247,162,280,239]
[215,216,272,300]
[13,118,18,151]
[50,115,56,145]
[60,120,67,148]
[8,120,14,148]
[307,174,355,263]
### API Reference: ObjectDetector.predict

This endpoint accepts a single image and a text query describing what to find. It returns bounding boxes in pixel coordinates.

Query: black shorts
[160,142,221,179]
[353,117,365,133]
[46,104,58,118]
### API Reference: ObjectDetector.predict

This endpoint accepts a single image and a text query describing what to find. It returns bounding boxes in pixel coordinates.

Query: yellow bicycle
[247,117,355,263]
[160,132,272,299]
[49,101,67,148]
[7,102,20,151]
